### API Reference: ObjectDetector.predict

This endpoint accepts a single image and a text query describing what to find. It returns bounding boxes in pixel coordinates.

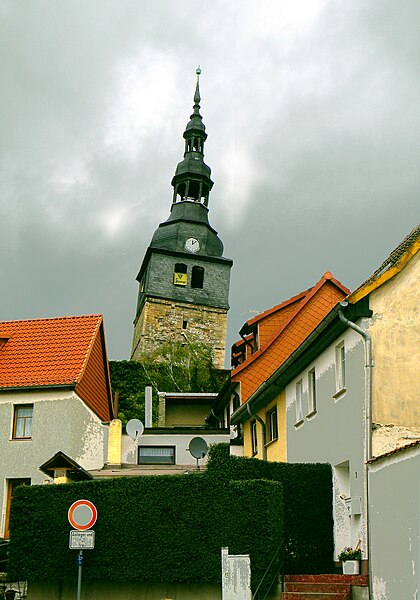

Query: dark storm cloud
[1,1,419,360]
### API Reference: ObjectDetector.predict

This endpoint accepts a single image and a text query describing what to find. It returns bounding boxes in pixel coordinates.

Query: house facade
[283,225,420,584]
[228,271,349,461]
[0,315,113,538]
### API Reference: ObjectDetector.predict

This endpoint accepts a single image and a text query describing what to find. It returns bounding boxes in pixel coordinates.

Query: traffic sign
[76,553,84,566]
[69,530,95,549]
[68,499,97,531]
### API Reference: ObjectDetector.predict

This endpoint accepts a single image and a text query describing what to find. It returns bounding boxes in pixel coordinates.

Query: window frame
[138,446,176,465]
[266,406,278,442]
[191,266,204,289]
[295,380,303,425]
[307,368,317,416]
[334,342,346,396]
[173,263,188,286]
[13,404,33,439]
[251,420,258,455]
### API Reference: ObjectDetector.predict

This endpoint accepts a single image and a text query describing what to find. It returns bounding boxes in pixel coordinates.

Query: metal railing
[252,537,286,600]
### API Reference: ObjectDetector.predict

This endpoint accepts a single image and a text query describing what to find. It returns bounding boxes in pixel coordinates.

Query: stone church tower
[131,70,232,369]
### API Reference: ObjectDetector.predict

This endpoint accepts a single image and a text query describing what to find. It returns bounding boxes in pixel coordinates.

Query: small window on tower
[191,266,204,289]
[173,263,187,286]
[182,320,188,330]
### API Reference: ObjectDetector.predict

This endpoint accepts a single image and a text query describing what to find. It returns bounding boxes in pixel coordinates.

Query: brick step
[284,574,368,586]
[281,594,349,600]
[286,582,351,593]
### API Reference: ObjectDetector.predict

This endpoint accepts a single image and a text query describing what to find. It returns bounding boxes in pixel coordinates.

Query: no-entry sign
[68,499,97,531]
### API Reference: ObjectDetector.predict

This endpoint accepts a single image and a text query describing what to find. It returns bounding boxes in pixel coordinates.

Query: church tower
[131,69,232,369]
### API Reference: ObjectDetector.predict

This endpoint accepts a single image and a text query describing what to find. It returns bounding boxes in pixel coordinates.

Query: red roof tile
[0,315,103,388]
[232,272,349,403]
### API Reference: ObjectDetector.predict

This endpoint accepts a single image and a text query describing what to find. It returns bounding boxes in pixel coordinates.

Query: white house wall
[0,389,106,536]
[369,445,420,600]
[285,326,367,560]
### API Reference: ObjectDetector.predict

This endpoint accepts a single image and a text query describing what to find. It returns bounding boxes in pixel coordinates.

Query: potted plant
[338,546,362,574]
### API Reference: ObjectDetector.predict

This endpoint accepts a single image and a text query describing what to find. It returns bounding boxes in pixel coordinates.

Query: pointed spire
[171,68,214,206]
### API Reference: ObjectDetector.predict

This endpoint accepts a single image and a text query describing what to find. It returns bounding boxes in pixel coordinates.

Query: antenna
[188,437,208,470]
[126,419,144,440]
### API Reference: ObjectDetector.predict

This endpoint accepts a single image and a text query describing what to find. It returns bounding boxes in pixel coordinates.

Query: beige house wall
[242,391,287,462]
[369,250,420,427]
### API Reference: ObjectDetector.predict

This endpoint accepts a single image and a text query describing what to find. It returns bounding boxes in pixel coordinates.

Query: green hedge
[8,474,283,591]
[207,444,334,574]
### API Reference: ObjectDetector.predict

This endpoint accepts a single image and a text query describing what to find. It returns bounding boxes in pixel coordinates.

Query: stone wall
[131,297,228,369]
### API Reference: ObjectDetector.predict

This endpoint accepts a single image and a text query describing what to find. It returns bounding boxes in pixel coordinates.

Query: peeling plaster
[373,576,389,599]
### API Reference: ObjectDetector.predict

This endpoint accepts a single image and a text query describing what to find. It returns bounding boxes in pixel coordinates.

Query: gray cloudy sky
[1,0,419,362]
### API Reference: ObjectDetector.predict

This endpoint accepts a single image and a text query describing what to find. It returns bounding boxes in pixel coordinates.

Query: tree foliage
[109,341,229,425]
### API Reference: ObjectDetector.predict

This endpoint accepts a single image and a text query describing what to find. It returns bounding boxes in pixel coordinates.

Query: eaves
[0,383,76,393]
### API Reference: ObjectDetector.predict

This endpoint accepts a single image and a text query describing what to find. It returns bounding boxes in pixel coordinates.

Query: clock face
[185,237,200,253]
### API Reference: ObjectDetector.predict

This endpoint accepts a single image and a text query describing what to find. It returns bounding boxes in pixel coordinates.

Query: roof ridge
[349,224,420,303]
[0,314,102,327]
[232,273,341,377]
[244,287,311,327]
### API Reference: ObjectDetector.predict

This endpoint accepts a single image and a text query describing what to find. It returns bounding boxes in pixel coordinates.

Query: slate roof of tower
[0,315,103,388]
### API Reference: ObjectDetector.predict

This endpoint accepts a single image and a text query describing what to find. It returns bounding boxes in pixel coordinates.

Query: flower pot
[342,559,360,574]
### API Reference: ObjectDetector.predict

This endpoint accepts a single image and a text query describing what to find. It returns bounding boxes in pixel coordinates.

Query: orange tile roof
[0,315,104,388]
[232,272,349,403]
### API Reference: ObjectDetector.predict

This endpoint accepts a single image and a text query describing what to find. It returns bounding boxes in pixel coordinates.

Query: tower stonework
[131,70,232,368]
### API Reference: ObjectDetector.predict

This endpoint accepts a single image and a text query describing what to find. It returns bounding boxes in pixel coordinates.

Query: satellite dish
[189,437,208,460]
[126,419,144,440]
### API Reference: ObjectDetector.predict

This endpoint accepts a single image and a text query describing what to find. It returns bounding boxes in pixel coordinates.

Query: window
[308,369,317,415]
[335,342,346,393]
[138,446,175,465]
[295,380,303,424]
[191,266,204,289]
[13,405,33,439]
[173,263,187,286]
[182,320,188,330]
[251,420,258,455]
[267,407,278,442]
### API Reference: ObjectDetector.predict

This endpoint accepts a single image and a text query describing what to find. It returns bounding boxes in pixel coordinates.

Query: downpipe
[338,302,373,597]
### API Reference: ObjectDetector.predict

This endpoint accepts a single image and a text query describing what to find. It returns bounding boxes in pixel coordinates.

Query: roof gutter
[0,383,76,393]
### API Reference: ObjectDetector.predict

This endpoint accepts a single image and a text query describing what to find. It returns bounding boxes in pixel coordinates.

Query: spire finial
[194,66,201,106]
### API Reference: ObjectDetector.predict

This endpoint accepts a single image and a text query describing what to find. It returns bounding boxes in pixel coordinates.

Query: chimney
[145,386,153,428]
[107,419,122,467]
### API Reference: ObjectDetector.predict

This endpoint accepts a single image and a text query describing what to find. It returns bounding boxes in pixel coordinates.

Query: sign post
[68,500,97,600]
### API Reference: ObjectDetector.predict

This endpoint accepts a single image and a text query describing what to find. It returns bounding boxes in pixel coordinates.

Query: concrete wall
[122,432,230,465]
[369,444,420,600]
[285,327,367,560]
[368,250,420,428]
[0,389,105,536]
